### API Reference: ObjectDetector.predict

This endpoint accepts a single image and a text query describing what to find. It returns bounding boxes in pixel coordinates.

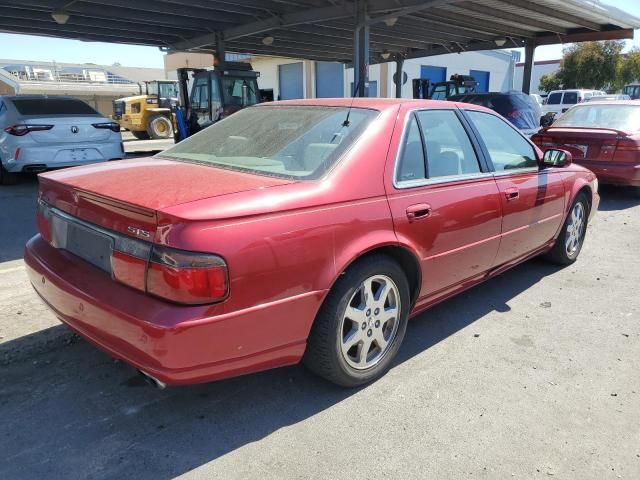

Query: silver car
[0,95,124,185]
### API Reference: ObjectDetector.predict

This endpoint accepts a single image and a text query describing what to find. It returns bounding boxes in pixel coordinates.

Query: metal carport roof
[1,0,639,63]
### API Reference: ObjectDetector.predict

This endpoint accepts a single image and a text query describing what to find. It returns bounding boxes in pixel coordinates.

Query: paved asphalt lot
[0,166,638,478]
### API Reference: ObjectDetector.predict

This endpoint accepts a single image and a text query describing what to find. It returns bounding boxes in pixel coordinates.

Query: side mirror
[542,148,572,168]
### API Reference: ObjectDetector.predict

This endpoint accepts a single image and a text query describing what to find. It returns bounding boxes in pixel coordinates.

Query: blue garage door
[349,81,378,97]
[279,62,304,100]
[316,62,344,98]
[470,70,490,93]
[420,65,447,85]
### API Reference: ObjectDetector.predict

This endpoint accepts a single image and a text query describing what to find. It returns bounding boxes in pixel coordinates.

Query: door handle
[406,203,431,223]
[504,187,519,201]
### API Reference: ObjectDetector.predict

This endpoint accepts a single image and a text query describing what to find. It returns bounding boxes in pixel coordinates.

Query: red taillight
[111,250,147,291]
[5,124,53,136]
[14,147,21,160]
[146,246,228,304]
[613,137,640,163]
[92,122,121,133]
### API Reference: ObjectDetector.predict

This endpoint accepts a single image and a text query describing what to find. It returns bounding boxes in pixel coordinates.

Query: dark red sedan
[25,99,599,387]
[532,100,640,196]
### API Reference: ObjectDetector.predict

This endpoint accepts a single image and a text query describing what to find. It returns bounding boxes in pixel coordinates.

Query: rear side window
[396,110,481,183]
[397,116,426,181]
[563,92,578,104]
[547,92,562,105]
[466,111,537,171]
[416,110,480,178]
[12,98,99,116]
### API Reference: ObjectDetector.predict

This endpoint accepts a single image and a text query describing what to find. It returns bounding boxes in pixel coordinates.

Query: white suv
[542,89,606,116]
[0,95,124,185]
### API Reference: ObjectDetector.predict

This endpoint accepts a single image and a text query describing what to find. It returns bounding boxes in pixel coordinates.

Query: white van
[542,89,606,116]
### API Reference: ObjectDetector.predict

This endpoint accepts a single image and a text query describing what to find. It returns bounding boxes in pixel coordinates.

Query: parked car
[25,99,599,388]
[584,94,631,102]
[529,93,544,108]
[449,91,542,136]
[542,89,606,116]
[623,83,640,100]
[0,95,124,185]
[532,100,640,197]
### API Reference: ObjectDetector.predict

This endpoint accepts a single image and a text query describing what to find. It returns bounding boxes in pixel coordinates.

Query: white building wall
[513,61,560,95]
[249,56,312,100]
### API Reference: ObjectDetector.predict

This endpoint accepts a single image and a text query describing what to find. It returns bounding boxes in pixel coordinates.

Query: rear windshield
[552,104,640,131]
[12,98,99,116]
[452,94,538,129]
[547,92,562,105]
[158,105,378,180]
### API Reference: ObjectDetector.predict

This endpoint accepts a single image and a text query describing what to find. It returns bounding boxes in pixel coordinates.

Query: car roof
[260,97,494,113]
[569,100,640,106]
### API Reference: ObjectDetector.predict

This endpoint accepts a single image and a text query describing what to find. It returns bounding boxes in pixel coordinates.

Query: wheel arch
[331,243,422,310]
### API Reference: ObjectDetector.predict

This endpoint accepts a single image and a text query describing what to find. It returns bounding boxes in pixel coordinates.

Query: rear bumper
[25,235,322,385]
[4,142,124,172]
[575,160,640,187]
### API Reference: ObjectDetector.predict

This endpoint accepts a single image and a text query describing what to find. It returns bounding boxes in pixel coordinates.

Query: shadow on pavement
[1,258,561,480]
[0,175,39,263]
[596,185,639,212]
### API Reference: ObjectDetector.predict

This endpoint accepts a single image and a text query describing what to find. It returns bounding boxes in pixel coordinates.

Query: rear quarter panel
[157,105,401,338]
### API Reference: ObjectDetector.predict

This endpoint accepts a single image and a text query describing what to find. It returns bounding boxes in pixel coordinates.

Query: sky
[0,0,638,68]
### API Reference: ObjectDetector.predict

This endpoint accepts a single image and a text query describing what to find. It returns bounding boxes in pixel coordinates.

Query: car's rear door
[462,109,565,267]
[385,106,502,306]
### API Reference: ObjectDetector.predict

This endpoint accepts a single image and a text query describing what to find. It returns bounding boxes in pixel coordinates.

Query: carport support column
[395,57,404,98]
[216,32,226,64]
[522,41,535,94]
[353,0,369,97]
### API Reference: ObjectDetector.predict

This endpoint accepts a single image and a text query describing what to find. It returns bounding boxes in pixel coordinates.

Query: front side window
[466,110,537,171]
[222,77,258,107]
[160,105,377,180]
[563,92,578,104]
[547,92,562,105]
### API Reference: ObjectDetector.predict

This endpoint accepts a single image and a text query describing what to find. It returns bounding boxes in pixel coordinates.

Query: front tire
[303,255,410,387]
[545,192,589,265]
[147,115,173,139]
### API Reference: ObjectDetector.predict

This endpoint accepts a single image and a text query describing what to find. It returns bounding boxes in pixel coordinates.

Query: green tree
[539,40,625,92]
[619,47,640,86]
[538,73,561,92]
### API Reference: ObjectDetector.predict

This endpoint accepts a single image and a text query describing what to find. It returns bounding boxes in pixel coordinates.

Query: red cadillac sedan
[25,99,599,387]
[532,100,640,197]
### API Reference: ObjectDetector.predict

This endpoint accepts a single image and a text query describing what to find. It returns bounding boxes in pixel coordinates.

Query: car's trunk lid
[538,127,624,161]
[22,115,112,144]
[38,157,294,238]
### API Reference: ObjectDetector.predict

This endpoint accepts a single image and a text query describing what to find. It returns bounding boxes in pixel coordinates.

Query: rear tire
[544,192,589,265]
[0,162,18,186]
[131,130,150,140]
[146,115,173,139]
[303,254,410,387]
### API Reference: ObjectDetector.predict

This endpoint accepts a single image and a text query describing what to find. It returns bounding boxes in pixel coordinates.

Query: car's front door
[386,108,503,305]
[463,109,566,266]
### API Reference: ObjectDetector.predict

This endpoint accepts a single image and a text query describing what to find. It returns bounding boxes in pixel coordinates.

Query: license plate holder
[51,214,114,273]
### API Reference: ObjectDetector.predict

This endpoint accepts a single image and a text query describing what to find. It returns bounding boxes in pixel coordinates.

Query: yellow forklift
[112,80,179,140]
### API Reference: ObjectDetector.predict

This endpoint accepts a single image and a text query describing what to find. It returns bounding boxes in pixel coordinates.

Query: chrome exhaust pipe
[138,370,167,390]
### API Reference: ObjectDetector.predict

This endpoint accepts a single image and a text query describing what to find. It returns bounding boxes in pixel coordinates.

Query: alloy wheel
[565,202,585,256]
[339,275,401,370]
